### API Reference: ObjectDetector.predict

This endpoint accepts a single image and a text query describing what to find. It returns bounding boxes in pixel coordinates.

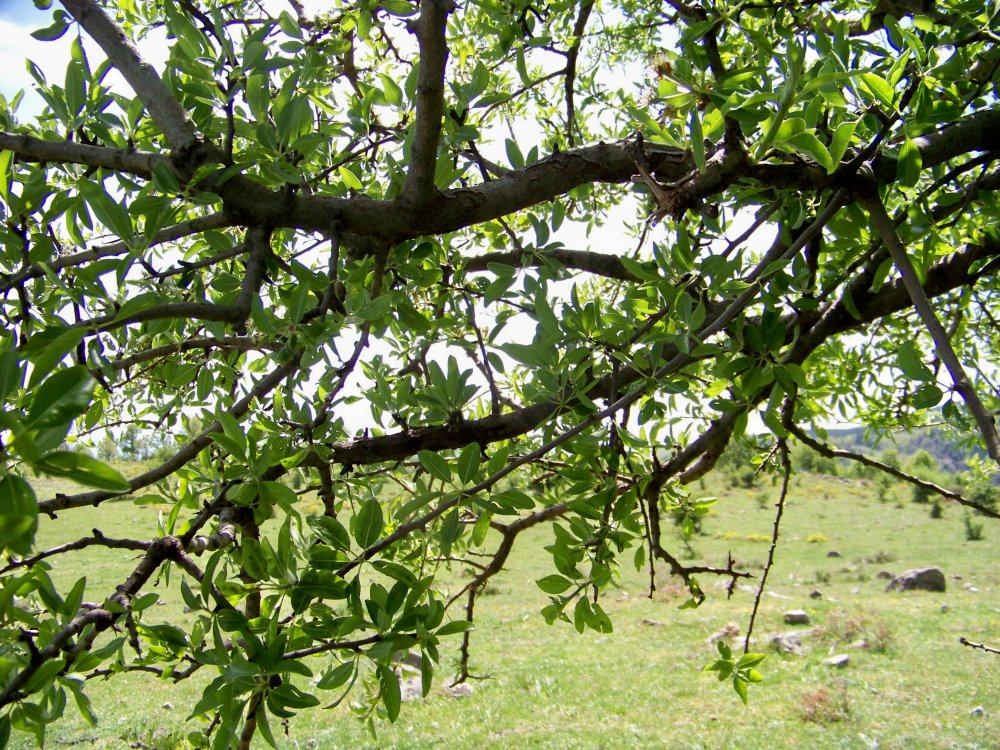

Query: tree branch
[858,191,1000,463]
[959,637,1000,655]
[786,422,1000,519]
[0,131,160,176]
[401,0,454,204]
[60,0,202,150]
[464,247,638,281]
[563,1,594,147]
[39,350,303,515]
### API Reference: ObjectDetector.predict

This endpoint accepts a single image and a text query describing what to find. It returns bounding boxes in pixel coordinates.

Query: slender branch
[107,336,279,372]
[858,192,1000,463]
[0,533,150,575]
[786,423,1000,519]
[39,350,303,515]
[0,211,230,295]
[744,436,790,653]
[282,634,387,661]
[563,0,595,147]
[0,536,180,708]
[464,247,638,281]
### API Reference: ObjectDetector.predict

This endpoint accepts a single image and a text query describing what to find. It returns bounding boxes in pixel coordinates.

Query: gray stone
[885,567,946,592]
[876,570,894,580]
[827,550,842,558]
[707,622,740,644]
[399,675,424,702]
[824,654,850,668]
[849,639,868,650]
[784,609,811,625]
[443,681,474,698]
[970,706,985,717]
[770,632,804,655]
[809,589,823,599]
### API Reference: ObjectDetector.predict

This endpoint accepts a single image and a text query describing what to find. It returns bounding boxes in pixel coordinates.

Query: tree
[1,0,999,745]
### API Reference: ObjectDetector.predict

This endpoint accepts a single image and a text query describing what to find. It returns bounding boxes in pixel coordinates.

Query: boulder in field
[784,609,811,625]
[885,567,946,592]
[770,632,805,655]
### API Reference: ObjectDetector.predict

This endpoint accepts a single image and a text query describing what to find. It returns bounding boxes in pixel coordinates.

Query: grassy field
[9,469,1000,749]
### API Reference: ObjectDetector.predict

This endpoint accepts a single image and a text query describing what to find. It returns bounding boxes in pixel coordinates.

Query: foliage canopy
[1,0,999,745]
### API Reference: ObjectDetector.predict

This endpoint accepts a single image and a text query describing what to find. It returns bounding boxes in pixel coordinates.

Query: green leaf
[26,366,95,430]
[31,12,70,41]
[785,132,832,171]
[24,328,86,388]
[33,451,131,491]
[536,574,572,594]
[737,653,766,669]
[689,108,705,172]
[733,676,749,704]
[897,138,923,187]
[828,119,859,170]
[435,619,474,636]
[860,72,895,111]
[418,450,451,483]
[240,538,269,581]
[504,138,524,169]
[455,443,480,485]
[338,166,362,190]
[353,497,384,548]
[0,474,38,556]
[317,661,355,690]
[896,340,933,381]
[80,181,133,239]
[377,665,401,722]
[0,350,21,400]
[380,0,416,17]
[0,149,13,204]
[471,511,491,547]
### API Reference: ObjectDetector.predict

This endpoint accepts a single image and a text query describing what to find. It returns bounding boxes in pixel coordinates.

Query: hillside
[820,425,984,476]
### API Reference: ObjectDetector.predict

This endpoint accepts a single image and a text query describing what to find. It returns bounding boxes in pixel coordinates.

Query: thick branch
[464,247,637,281]
[60,0,201,150]
[401,0,454,204]
[0,131,160,176]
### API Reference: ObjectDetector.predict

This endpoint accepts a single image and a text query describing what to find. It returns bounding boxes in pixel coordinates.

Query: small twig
[744,435,791,654]
[959,637,1000,655]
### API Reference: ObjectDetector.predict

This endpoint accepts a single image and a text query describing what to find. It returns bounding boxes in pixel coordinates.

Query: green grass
[9,471,1000,749]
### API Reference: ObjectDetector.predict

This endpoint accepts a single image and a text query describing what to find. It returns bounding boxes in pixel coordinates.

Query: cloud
[0,17,72,118]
